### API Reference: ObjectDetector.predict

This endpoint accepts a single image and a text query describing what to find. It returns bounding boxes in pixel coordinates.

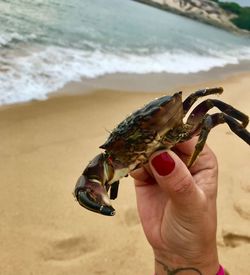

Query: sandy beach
[0,71,250,275]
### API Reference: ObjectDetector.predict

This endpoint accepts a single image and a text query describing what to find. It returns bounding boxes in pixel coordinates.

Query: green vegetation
[211,0,250,31]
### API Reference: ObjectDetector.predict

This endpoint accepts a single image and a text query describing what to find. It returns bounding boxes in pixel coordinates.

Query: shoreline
[2,60,250,111]
[56,61,250,95]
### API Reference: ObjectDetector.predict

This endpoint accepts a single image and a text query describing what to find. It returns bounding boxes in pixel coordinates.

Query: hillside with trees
[212,0,250,31]
[133,0,250,34]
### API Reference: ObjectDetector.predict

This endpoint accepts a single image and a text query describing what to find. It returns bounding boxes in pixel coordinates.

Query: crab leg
[185,99,249,167]
[187,113,250,167]
[182,87,223,115]
[185,99,249,137]
[110,181,119,200]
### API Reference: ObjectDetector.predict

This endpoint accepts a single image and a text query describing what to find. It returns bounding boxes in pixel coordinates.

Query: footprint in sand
[41,235,97,261]
[222,231,250,248]
[240,181,250,193]
[234,199,250,220]
[124,208,140,227]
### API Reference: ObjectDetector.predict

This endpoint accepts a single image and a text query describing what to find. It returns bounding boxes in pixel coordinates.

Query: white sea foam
[1,45,250,105]
[0,33,22,47]
[0,32,36,47]
[1,0,250,106]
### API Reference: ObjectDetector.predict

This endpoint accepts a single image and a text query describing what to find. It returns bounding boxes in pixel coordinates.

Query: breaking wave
[1,45,250,105]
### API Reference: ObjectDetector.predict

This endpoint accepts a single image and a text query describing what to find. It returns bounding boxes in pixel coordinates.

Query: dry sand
[0,72,250,275]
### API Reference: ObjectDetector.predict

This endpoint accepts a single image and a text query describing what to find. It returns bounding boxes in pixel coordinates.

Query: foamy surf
[1,45,250,105]
[1,0,250,105]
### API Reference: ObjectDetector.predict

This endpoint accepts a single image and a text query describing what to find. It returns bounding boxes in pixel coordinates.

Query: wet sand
[0,72,250,274]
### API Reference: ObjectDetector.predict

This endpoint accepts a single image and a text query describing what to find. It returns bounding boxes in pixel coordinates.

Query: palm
[135,180,168,249]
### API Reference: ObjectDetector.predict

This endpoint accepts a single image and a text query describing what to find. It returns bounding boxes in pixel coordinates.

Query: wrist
[154,246,219,275]
[155,259,220,275]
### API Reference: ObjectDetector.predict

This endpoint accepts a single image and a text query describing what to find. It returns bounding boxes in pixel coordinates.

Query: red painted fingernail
[151,152,175,176]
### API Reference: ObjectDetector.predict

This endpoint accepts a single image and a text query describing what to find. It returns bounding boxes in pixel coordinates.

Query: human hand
[130,138,220,275]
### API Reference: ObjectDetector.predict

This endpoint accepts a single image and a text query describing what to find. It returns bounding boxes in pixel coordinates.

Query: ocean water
[0,0,250,105]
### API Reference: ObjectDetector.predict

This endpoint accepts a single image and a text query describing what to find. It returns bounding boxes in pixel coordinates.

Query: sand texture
[0,73,250,274]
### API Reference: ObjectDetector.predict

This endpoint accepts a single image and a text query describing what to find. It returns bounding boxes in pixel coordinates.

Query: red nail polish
[151,152,175,176]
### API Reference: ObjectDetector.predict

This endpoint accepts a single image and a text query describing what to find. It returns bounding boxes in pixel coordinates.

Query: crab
[74,87,250,216]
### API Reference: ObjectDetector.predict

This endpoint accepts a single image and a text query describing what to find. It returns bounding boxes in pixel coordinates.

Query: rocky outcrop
[133,0,247,34]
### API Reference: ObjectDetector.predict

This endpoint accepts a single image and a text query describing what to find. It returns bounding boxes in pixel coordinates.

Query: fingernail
[151,152,175,176]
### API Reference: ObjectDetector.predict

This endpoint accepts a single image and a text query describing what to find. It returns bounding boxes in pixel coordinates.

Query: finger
[174,137,199,156]
[174,138,218,173]
[149,150,204,208]
[130,166,156,187]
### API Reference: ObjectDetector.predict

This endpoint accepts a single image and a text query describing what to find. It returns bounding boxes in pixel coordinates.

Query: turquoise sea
[0,0,250,105]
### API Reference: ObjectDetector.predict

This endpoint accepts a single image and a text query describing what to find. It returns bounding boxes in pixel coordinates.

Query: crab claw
[74,175,115,216]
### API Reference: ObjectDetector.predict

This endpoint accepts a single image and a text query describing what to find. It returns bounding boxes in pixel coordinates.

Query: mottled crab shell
[99,92,184,169]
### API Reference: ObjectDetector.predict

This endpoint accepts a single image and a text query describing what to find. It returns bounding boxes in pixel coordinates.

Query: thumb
[149,150,203,208]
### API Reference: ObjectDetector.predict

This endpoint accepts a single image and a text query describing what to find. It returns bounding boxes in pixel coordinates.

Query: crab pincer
[74,153,116,216]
